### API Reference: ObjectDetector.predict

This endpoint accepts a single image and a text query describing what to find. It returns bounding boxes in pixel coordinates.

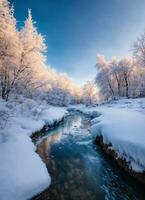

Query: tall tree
[133,30,145,67]
[0,0,20,100]
[19,9,47,96]
[109,58,122,97]
[95,55,115,100]
[118,56,133,98]
[132,30,145,96]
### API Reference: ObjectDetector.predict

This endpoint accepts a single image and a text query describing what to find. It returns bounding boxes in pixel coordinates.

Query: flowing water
[32,113,145,200]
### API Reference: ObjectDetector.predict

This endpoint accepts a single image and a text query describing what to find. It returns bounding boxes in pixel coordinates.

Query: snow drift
[0,98,67,200]
[72,98,145,173]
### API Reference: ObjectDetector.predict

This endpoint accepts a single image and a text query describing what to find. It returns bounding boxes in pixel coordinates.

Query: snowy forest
[1,0,145,200]
[2,0,145,106]
[96,45,145,100]
[0,0,83,106]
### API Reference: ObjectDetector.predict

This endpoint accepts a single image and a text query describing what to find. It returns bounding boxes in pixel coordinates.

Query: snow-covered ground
[1,97,145,200]
[0,97,67,200]
[70,98,145,173]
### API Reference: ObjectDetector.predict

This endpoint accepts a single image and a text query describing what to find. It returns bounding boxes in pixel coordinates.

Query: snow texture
[0,98,67,200]
[71,98,145,173]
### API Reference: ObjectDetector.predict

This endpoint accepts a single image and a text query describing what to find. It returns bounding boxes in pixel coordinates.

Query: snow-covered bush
[0,108,11,129]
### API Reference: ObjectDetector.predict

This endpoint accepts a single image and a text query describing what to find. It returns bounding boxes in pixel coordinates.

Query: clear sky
[10,0,145,85]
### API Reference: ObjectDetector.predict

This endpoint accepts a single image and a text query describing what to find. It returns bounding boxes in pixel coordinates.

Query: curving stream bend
[32,113,145,200]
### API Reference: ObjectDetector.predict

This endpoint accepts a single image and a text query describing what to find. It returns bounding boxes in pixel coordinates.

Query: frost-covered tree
[0,0,20,100]
[133,30,145,67]
[47,86,71,106]
[95,55,115,100]
[109,57,122,97]
[118,56,133,98]
[0,0,83,105]
[83,81,98,106]
[132,30,145,96]
[95,55,135,100]
[19,9,47,96]
[44,71,83,106]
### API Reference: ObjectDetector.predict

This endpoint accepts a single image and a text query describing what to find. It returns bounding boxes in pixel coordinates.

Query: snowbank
[91,108,145,172]
[71,99,145,173]
[0,98,67,200]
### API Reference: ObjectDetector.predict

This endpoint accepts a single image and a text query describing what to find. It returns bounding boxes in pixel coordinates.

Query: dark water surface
[33,113,145,200]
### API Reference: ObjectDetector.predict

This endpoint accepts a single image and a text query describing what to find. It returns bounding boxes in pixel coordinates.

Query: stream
[32,113,145,200]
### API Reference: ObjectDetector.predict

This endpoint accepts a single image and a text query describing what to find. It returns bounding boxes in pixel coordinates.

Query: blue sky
[10,0,145,85]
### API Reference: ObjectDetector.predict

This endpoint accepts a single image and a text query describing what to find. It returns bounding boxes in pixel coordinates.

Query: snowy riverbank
[0,97,67,200]
[71,98,145,180]
[1,97,145,200]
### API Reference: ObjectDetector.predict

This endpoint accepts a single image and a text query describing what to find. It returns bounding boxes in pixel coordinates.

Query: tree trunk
[114,72,121,96]
[124,75,129,98]
[107,78,115,99]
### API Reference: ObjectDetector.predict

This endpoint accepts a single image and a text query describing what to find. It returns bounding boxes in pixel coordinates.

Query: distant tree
[132,30,145,96]
[118,56,133,98]
[95,55,115,100]
[83,81,98,106]
[109,57,122,97]
[95,55,134,100]
[133,30,145,67]
[47,86,71,106]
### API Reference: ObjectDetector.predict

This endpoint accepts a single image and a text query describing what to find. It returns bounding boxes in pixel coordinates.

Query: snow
[0,98,67,200]
[91,107,145,172]
[0,132,49,200]
[71,98,145,173]
[40,106,67,125]
[1,97,145,200]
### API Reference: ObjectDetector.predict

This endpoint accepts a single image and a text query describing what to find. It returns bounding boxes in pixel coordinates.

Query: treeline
[0,0,83,106]
[95,31,145,100]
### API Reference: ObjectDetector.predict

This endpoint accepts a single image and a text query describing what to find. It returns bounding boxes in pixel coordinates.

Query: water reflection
[37,133,62,163]
[33,114,145,200]
[36,114,89,163]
